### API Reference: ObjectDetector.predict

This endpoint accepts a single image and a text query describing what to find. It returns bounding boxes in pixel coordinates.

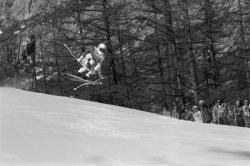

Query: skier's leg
[94,63,103,78]
[86,70,95,78]
[85,59,96,78]
[78,66,88,73]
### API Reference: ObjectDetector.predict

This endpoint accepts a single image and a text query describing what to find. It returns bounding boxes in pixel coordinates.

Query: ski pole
[64,44,78,60]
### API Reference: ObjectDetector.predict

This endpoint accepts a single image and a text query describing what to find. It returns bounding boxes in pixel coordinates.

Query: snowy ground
[0,88,250,166]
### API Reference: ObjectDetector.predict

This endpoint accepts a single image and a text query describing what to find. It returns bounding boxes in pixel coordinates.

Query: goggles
[99,48,106,53]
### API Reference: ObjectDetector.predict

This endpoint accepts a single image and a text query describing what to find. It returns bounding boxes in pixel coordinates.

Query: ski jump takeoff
[64,43,107,90]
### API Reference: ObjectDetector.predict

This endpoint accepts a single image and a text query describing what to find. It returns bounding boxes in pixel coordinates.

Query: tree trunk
[163,0,184,107]
[204,0,218,88]
[181,0,199,104]
[115,4,132,107]
[102,0,118,84]
[40,41,48,93]
[153,10,169,109]
[238,0,250,99]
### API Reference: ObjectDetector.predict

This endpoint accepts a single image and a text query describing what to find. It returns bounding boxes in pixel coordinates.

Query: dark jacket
[212,103,228,124]
[199,106,212,123]
[234,106,245,127]
[181,110,194,121]
[21,35,36,65]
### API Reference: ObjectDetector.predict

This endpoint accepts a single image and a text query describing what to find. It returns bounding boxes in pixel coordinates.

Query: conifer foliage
[1,0,250,113]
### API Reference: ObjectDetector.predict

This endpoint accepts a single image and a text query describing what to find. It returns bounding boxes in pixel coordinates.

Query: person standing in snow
[193,105,202,123]
[162,107,171,117]
[77,43,107,78]
[180,104,194,121]
[18,34,36,74]
[199,100,212,123]
[242,100,250,127]
[212,99,228,125]
[227,105,236,126]
[233,100,245,127]
[171,106,179,119]
[16,34,37,87]
[21,35,36,66]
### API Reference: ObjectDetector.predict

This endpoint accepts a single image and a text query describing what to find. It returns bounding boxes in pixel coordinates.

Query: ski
[66,73,105,90]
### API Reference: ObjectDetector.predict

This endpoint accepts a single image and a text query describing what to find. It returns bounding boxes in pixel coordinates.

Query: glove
[86,62,91,69]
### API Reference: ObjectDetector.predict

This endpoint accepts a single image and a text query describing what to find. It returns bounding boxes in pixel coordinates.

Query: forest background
[1,0,250,114]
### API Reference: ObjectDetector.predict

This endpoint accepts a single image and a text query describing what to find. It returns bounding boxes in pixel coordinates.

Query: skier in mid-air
[77,43,107,78]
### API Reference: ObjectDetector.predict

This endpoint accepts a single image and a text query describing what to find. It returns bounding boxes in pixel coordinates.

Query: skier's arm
[94,62,102,77]
[77,55,84,63]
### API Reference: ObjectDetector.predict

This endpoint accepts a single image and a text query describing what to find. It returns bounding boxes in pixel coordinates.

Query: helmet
[98,43,107,50]
[199,100,205,104]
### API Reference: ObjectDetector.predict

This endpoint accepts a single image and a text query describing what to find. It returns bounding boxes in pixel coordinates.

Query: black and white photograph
[1,0,250,165]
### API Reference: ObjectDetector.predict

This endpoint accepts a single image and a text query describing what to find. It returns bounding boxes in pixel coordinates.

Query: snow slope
[0,88,250,166]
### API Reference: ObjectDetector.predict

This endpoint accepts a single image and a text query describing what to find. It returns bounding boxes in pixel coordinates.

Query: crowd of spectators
[162,99,250,128]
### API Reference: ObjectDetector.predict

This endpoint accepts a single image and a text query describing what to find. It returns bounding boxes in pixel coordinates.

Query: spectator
[21,34,36,66]
[180,104,194,121]
[243,103,250,128]
[193,105,202,123]
[212,99,228,125]
[233,100,245,127]
[199,100,212,123]
[243,100,250,127]
[243,100,250,128]
[180,104,187,120]
[18,34,36,74]
[162,107,171,117]
[171,106,179,119]
[227,105,235,126]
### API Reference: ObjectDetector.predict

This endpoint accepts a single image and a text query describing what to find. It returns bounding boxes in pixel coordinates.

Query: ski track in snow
[1,87,250,166]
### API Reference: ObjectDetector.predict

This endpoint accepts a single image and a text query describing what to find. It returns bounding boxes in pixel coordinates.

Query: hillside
[0,88,250,166]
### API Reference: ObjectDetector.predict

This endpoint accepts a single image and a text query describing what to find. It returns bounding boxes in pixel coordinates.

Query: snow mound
[0,88,250,166]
